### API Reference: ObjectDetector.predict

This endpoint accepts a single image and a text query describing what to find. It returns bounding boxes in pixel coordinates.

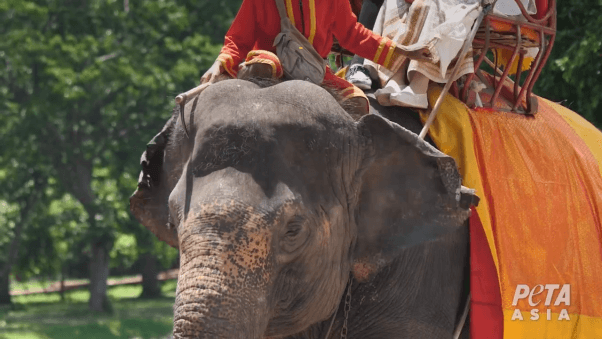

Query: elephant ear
[129,118,179,249]
[352,114,477,278]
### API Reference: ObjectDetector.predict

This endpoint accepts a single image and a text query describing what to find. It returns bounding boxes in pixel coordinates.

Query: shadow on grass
[0,282,176,339]
[41,318,172,339]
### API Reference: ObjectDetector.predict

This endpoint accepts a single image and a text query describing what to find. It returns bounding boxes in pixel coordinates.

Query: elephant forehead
[188,200,274,228]
[186,170,299,215]
[199,79,344,113]
[184,198,300,239]
[192,81,355,142]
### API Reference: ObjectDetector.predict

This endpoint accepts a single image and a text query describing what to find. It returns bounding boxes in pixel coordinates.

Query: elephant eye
[280,215,310,255]
[285,224,301,237]
[285,216,305,238]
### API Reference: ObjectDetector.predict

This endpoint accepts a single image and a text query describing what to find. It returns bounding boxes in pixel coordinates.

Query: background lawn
[0,281,177,339]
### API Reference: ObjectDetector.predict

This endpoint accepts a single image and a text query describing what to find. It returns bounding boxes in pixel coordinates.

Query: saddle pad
[420,86,602,338]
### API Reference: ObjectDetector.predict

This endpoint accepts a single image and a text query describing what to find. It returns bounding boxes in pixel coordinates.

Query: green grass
[0,281,177,339]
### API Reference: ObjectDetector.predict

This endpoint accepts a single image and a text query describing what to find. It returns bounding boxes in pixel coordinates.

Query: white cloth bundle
[365,0,481,86]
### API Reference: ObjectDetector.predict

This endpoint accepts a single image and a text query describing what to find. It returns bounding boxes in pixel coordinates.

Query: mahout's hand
[404,46,433,61]
[200,60,225,84]
[389,45,435,73]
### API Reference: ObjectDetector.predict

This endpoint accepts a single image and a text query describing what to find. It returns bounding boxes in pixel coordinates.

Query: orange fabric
[420,87,602,338]
[489,19,540,42]
[217,53,237,78]
[322,67,369,110]
[243,50,284,79]
[219,0,397,75]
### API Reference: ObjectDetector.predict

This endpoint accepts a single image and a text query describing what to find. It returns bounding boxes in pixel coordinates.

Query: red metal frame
[459,0,557,114]
[331,0,557,114]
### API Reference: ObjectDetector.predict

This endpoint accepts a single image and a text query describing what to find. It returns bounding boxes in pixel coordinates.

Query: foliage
[1,281,177,339]
[0,0,238,302]
[534,0,602,126]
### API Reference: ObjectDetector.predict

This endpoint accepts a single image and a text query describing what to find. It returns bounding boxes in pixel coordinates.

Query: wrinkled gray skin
[130,79,475,339]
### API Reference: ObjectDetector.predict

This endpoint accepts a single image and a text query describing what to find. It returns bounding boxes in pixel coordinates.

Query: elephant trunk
[173,217,273,339]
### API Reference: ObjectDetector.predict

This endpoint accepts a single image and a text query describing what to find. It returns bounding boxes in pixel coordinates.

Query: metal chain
[340,277,352,339]
[322,276,353,339]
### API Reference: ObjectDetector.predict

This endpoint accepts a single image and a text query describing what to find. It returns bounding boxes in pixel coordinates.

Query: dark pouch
[273,0,326,84]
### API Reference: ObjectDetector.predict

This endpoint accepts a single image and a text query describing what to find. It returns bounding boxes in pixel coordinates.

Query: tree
[0,174,48,305]
[534,0,602,127]
[1,0,241,310]
[0,97,53,304]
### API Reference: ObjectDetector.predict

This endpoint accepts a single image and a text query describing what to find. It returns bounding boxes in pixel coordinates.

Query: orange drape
[421,87,602,338]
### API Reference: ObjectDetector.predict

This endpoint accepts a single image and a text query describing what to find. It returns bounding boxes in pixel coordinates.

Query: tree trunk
[0,270,10,305]
[59,266,66,302]
[67,161,113,313]
[0,172,46,304]
[89,243,111,312]
[140,253,161,298]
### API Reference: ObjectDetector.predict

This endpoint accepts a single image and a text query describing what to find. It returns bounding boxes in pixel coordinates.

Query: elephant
[130,78,479,339]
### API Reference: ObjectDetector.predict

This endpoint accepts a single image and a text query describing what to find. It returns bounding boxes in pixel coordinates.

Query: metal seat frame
[459,0,557,114]
[331,0,557,114]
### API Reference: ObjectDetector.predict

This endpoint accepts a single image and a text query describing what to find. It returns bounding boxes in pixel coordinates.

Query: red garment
[218,0,400,77]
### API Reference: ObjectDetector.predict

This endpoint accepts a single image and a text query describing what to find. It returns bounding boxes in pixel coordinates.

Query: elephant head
[130,79,477,339]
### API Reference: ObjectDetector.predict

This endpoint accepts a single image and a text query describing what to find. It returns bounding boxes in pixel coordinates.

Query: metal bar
[490,25,521,105]
[451,81,459,99]
[523,13,556,112]
[462,17,490,102]
[510,0,554,25]
[512,30,546,112]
